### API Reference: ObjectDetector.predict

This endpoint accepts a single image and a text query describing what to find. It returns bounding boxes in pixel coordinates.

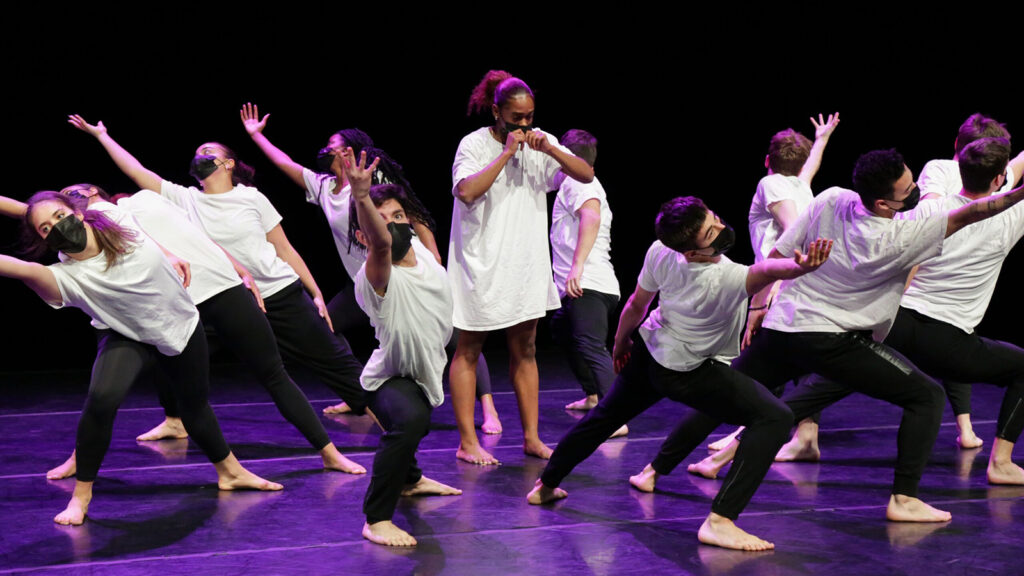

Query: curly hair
[852,149,906,205]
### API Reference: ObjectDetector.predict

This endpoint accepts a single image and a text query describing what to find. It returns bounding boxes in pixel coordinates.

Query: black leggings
[550,290,618,398]
[77,324,230,482]
[156,285,334,449]
[885,307,1024,442]
[363,377,431,524]
[264,280,367,413]
[540,336,791,520]
[732,328,945,498]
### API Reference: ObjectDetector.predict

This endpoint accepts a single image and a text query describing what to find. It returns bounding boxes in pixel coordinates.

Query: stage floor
[2,350,1022,575]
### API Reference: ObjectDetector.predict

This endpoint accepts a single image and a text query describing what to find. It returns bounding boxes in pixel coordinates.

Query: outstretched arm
[0,255,62,304]
[946,184,1024,237]
[266,224,333,331]
[611,283,657,373]
[0,195,27,219]
[525,130,594,183]
[746,239,832,295]
[565,198,601,298]
[240,103,308,189]
[68,115,163,192]
[345,149,390,294]
[798,112,840,186]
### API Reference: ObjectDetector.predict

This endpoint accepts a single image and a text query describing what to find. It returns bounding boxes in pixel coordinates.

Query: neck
[960,188,992,200]
[489,125,504,143]
[201,175,235,195]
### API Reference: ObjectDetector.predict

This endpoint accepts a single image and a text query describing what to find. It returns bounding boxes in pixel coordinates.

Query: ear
[764,155,771,171]
[86,186,100,198]
[354,229,368,248]
[492,103,500,121]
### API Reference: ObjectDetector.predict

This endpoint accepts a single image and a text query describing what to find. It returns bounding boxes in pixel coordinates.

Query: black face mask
[189,155,221,181]
[387,222,414,262]
[888,185,921,213]
[707,222,736,256]
[46,214,88,254]
[502,121,533,136]
[316,147,338,173]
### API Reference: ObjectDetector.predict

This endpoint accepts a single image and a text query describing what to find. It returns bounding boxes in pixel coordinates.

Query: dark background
[1,4,1020,370]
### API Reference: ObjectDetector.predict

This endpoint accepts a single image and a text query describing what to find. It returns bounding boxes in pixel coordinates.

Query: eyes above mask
[706,222,736,256]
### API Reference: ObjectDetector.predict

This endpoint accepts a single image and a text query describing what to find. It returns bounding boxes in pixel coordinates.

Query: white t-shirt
[108,192,242,305]
[550,173,619,299]
[748,174,814,262]
[355,238,453,407]
[918,159,1015,198]
[160,181,299,298]
[48,205,199,355]
[448,127,565,330]
[901,193,1024,333]
[302,168,367,280]
[764,187,948,341]
[637,241,750,372]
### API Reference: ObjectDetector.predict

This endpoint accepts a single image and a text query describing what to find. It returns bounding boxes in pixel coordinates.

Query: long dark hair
[22,191,138,270]
[347,183,436,251]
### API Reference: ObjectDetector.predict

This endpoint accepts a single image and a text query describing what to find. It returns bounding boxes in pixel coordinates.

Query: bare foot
[363,520,417,546]
[689,440,737,479]
[629,463,660,493]
[565,395,598,411]
[215,454,284,491]
[481,398,503,435]
[708,427,743,452]
[698,513,774,551]
[54,482,92,526]
[526,478,567,505]
[955,414,983,449]
[775,422,821,462]
[988,459,1024,485]
[401,475,462,497]
[323,402,352,415]
[609,424,629,439]
[524,439,553,460]
[136,417,188,441]
[886,494,952,522]
[456,443,500,466]
[321,444,366,474]
[47,452,77,480]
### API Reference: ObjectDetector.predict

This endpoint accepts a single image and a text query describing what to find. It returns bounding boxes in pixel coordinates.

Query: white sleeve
[760,176,796,206]
[302,168,334,206]
[452,134,487,195]
[160,180,195,211]
[252,190,284,233]
[918,160,954,197]
[354,266,385,321]
[542,133,573,190]
[568,179,604,213]
[773,196,815,257]
[638,242,665,293]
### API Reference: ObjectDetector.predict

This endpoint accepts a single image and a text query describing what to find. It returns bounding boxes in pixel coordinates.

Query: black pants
[540,337,792,520]
[156,285,333,449]
[885,307,1024,442]
[731,328,945,497]
[363,377,431,524]
[550,290,618,398]
[77,324,230,482]
[264,280,367,413]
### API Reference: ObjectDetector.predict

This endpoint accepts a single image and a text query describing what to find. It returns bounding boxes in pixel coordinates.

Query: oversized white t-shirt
[355,238,453,407]
[160,181,299,298]
[637,241,750,372]
[108,192,242,305]
[748,174,814,262]
[302,168,367,280]
[901,192,1024,333]
[550,173,619,299]
[918,159,1015,198]
[449,127,566,330]
[764,187,948,340]
[48,205,199,355]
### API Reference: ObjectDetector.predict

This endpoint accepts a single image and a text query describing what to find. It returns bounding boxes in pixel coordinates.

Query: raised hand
[794,238,833,271]
[342,148,381,200]
[67,114,107,138]
[525,129,553,153]
[240,102,269,136]
[811,112,840,141]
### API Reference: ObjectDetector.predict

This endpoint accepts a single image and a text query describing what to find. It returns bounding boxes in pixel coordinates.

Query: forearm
[248,132,306,188]
[548,147,594,183]
[94,133,162,192]
[947,184,1024,236]
[572,206,600,268]
[0,255,61,304]
[798,136,830,185]
[354,196,392,292]
[614,295,649,348]
[455,150,514,203]
[746,258,805,294]
[0,195,27,219]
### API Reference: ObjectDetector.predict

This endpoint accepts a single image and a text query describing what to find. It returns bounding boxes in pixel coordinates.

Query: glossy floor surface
[2,350,1022,575]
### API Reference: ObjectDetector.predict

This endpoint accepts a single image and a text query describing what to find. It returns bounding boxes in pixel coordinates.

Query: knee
[510,336,537,361]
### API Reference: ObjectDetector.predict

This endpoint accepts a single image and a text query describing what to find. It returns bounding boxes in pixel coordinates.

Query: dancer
[528,196,832,551]
[917,113,1024,447]
[884,137,1024,484]
[710,113,840,456]
[238,104,499,431]
[450,70,594,464]
[0,192,281,525]
[346,149,461,547]
[547,129,624,436]
[68,115,369,420]
[658,149,1024,522]
[13,184,364,479]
